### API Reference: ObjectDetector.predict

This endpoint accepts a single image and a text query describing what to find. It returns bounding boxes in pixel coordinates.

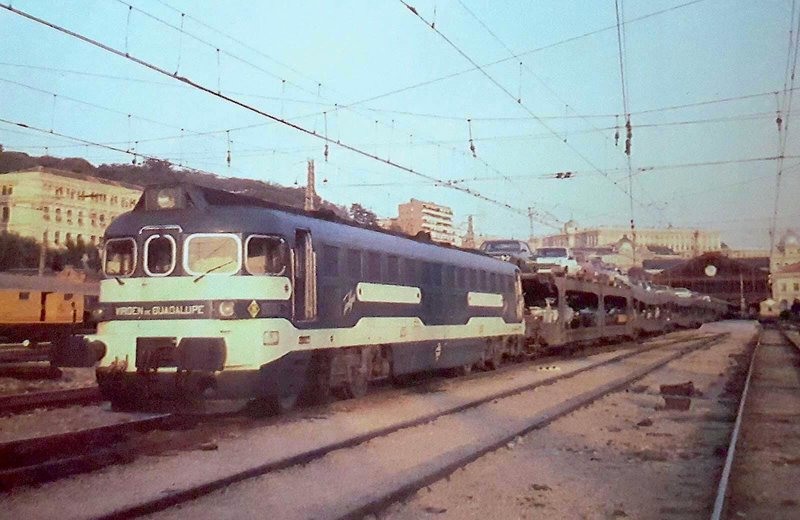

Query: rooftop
[5,166,143,192]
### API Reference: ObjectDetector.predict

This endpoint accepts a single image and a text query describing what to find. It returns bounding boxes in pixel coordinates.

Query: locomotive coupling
[50,335,107,367]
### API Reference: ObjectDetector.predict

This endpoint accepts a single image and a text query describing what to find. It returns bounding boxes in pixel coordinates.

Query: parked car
[479,240,536,271]
[533,247,580,275]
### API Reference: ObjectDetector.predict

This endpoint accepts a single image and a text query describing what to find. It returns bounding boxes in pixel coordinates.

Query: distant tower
[527,207,535,241]
[304,159,316,211]
[464,215,476,248]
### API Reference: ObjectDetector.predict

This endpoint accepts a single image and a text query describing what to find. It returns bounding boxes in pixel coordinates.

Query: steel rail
[0,413,174,490]
[0,386,102,415]
[709,330,761,520]
[97,333,726,520]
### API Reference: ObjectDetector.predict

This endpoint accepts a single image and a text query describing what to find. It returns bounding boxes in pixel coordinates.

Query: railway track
[0,412,177,490]
[711,324,800,519]
[0,386,102,415]
[0,331,723,519]
[0,346,50,364]
[0,333,704,493]
[134,333,726,520]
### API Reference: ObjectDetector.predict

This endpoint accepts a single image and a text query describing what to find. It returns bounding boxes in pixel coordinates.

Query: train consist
[51,183,729,411]
[0,272,98,343]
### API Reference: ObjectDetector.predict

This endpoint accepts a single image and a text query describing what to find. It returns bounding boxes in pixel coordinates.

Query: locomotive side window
[321,245,339,276]
[246,235,289,276]
[184,234,241,276]
[386,255,399,283]
[347,250,362,279]
[404,259,417,285]
[104,238,136,277]
[144,234,176,276]
[366,251,381,282]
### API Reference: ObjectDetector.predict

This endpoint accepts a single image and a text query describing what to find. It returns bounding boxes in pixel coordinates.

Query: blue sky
[1,0,798,248]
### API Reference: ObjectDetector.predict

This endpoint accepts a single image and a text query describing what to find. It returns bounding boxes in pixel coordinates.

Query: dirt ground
[381,321,758,520]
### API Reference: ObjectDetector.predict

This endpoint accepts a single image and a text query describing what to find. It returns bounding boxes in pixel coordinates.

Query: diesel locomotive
[52,183,524,410]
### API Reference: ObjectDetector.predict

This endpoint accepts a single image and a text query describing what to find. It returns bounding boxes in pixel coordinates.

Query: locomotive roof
[107,183,517,274]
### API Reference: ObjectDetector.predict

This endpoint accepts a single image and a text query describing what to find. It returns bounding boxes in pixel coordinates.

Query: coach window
[104,238,136,277]
[246,235,289,276]
[144,234,177,276]
[184,234,241,276]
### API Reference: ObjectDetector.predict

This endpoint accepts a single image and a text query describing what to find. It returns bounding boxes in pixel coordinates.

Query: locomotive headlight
[218,301,235,317]
[156,188,178,209]
[90,307,106,321]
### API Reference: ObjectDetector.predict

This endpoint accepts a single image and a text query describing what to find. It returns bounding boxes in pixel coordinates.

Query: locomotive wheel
[332,348,371,400]
[485,341,504,370]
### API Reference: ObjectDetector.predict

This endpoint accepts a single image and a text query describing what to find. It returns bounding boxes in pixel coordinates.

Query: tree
[348,203,378,227]
[60,237,101,271]
[0,232,41,271]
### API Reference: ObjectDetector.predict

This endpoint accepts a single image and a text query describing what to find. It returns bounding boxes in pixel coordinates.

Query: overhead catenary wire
[336,155,800,187]
[0,116,224,178]
[455,0,630,163]
[347,0,711,110]
[769,0,800,255]
[398,0,647,210]
[613,0,637,262]
[0,3,530,219]
[123,0,532,203]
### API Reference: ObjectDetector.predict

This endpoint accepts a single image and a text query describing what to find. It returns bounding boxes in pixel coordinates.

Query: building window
[1,206,8,222]
[782,283,787,292]
[19,292,29,300]
[99,214,106,225]
[67,209,73,223]
[90,235,96,245]
[77,210,83,226]
[42,231,48,245]
[91,212,97,227]
[794,282,799,292]
[66,232,72,244]
[43,206,50,221]
[55,208,62,222]
[54,231,61,245]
